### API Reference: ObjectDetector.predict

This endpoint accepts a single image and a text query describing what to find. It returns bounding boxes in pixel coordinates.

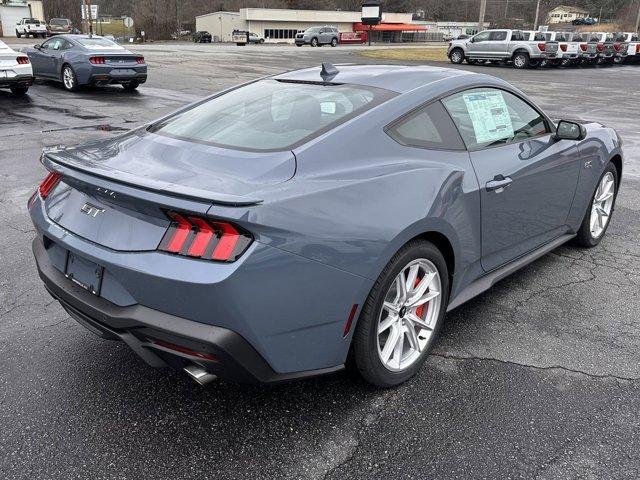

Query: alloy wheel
[450,50,462,63]
[63,67,75,90]
[514,54,527,68]
[377,259,442,372]
[590,172,615,238]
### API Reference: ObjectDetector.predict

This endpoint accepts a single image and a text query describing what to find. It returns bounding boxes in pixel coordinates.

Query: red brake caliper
[414,276,428,319]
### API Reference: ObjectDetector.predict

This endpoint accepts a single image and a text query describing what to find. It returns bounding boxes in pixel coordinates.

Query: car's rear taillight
[580,43,587,51]
[560,44,567,52]
[637,44,640,53]
[89,56,105,64]
[17,56,30,64]
[537,43,545,51]
[613,43,621,51]
[38,172,62,198]
[136,56,144,64]
[596,42,604,52]
[158,211,252,262]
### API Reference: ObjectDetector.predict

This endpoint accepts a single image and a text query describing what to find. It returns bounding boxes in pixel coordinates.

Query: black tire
[512,51,529,69]
[61,64,79,92]
[449,48,464,64]
[574,162,619,248]
[330,37,338,47]
[352,240,450,388]
[296,44,302,47]
[259,39,265,44]
[10,85,29,95]
[310,37,318,47]
[122,81,139,91]
[16,30,22,38]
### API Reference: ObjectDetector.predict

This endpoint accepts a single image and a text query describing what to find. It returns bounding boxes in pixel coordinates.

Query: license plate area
[65,251,103,295]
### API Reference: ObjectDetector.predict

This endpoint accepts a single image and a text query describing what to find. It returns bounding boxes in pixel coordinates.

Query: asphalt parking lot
[1,42,639,479]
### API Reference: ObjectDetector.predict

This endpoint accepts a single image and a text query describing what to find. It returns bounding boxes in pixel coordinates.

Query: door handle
[486,175,513,192]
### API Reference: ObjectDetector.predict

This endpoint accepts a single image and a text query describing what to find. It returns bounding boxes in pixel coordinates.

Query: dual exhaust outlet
[183,364,217,386]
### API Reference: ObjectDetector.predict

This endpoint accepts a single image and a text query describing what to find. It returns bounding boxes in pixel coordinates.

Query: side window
[442,88,549,150]
[533,32,546,41]
[473,31,491,42]
[40,38,54,49]
[387,101,465,150]
[510,31,524,41]
[489,31,507,41]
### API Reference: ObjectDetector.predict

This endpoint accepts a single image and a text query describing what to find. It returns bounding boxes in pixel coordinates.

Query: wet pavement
[1,42,639,479]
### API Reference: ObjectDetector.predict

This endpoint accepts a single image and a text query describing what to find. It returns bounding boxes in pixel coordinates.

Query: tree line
[42,0,639,39]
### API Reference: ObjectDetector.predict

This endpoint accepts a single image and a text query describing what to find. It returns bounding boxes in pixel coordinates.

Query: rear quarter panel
[565,123,622,229]
[209,82,485,304]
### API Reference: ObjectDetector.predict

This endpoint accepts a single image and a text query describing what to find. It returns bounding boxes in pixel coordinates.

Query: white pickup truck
[614,32,639,63]
[447,29,559,69]
[16,18,47,38]
[530,31,580,66]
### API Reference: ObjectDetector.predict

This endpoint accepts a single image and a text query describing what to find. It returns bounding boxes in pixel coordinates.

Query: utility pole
[505,0,509,19]
[82,0,93,35]
[478,0,487,33]
[176,0,182,38]
[533,0,541,30]
[636,0,640,32]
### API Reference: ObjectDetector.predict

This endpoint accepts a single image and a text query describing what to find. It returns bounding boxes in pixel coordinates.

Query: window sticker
[462,91,514,144]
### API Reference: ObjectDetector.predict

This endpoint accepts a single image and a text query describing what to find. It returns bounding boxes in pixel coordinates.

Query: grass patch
[358,47,448,63]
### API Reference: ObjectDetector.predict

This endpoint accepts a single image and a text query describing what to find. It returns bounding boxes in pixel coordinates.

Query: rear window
[76,37,121,48]
[25,19,40,24]
[50,18,70,26]
[151,79,394,151]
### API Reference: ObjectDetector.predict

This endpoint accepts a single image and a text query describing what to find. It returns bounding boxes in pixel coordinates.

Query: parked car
[442,33,455,42]
[295,26,339,47]
[192,31,212,43]
[615,32,640,63]
[572,17,597,26]
[16,18,47,38]
[47,18,73,36]
[247,32,265,44]
[573,32,599,64]
[587,32,621,64]
[522,31,554,67]
[536,31,580,66]
[28,64,622,387]
[448,29,559,69]
[22,35,147,92]
[0,40,34,95]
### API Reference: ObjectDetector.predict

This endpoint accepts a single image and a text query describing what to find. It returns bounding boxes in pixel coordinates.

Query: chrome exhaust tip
[183,364,217,386]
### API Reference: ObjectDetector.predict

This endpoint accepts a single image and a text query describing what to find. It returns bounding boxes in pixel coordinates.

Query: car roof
[272,64,478,94]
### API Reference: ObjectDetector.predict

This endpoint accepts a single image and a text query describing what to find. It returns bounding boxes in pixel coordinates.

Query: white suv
[0,40,34,95]
[16,18,47,38]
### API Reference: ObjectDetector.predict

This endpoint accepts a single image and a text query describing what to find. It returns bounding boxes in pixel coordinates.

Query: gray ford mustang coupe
[28,64,622,387]
[22,34,147,91]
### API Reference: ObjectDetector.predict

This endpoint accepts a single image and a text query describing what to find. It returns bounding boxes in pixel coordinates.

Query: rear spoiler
[42,151,263,207]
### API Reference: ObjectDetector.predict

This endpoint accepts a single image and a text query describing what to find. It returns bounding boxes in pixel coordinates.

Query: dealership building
[195,8,433,43]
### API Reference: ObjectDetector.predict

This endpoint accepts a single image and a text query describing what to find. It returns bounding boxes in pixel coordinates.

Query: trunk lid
[42,130,295,251]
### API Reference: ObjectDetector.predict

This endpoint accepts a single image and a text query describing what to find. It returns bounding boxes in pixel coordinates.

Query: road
[1,42,639,480]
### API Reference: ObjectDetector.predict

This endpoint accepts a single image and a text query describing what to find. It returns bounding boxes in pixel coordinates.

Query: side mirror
[34,44,41,49]
[555,120,586,141]
[469,37,475,43]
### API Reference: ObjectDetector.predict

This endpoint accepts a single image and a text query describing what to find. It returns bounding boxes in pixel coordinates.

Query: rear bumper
[33,237,343,384]
[89,72,147,86]
[0,73,34,88]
